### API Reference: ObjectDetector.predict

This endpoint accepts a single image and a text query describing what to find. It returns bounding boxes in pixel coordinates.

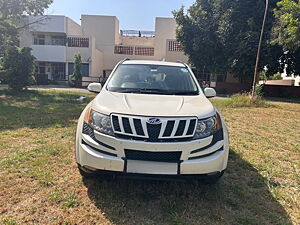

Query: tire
[204,170,225,184]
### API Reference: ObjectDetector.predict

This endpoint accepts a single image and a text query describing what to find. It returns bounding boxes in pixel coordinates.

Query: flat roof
[122,60,186,67]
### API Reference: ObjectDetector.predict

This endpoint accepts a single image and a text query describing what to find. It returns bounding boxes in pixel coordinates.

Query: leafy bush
[70,53,82,88]
[3,46,35,91]
[254,84,264,97]
[0,71,7,84]
[268,73,282,80]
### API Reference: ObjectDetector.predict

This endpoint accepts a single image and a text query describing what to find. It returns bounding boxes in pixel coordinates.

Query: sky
[47,0,194,30]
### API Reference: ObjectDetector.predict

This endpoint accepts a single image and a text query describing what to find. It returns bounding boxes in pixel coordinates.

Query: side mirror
[204,88,216,98]
[87,83,102,93]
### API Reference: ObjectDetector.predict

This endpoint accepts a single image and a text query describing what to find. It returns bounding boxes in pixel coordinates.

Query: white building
[19,15,188,84]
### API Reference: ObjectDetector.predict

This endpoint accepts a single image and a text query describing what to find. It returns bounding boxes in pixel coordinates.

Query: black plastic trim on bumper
[188,147,223,160]
[82,122,116,151]
[190,129,224,154]
[82,140,118,157]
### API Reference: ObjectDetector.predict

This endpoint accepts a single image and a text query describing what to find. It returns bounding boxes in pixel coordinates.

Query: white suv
[76,60,229,182]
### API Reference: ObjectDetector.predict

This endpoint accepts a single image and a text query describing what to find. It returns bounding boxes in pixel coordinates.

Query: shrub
[268,73,282,80]
[254,84,264,97]
[3,46,35,91]
[70,53,82,88]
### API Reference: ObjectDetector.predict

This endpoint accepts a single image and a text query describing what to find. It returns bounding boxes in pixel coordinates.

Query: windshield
[107,64,199,95]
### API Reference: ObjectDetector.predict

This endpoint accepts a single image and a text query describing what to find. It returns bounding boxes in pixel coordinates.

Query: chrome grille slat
[141,119,149,138]
[170,120,180,137]
[183,119,191,136]
[129,118,137,135]
[111,114,197,141]
[118,116,125,133]
[159,120,168,138]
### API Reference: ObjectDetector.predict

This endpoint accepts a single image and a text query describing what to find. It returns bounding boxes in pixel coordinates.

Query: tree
[271,0,300,76]
[173,1,227,76]
[0,0,53,58]
[71,53,82,88]
[3,46,35,91]
[173,0,283,83]
[272,0,300,52]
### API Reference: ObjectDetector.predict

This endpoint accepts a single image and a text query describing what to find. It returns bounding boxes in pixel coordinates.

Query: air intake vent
[125,149,182,162]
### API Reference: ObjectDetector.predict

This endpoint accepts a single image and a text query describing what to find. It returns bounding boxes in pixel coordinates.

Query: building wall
[120,36,155,47]
[90,37,104,76]
[154,17,177,60]
[115,19,121,45]
[81,15,117,49]
[28,15,66,33]
[165,39,188,63]
[66,17,83,36]
[165,50,188,63]
[91,49,104,77]
[264,80,294,86]
[31,45,66,62]
[282,74,300,86]
[81,15,119,70]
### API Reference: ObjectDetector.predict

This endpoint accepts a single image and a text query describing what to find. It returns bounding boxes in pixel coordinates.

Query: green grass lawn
[0,90,299,225]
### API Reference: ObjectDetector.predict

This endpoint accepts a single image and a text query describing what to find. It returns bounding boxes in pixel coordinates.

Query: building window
[52,63,66,80]
[114,45,134,55]
[168,40,183,52]
[51,36,66,46]
[35,62,66,81]
[34,34,45,45]
[135,47,154,56]
[67,37,89,48]
[36,62,46,74]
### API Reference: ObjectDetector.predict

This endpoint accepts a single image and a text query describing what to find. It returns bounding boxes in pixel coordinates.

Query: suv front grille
[125,149,182,162]
[111,114,197,142]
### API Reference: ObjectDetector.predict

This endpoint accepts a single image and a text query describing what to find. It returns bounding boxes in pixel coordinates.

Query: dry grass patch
[213,93,270,108]
[0,90,299,225]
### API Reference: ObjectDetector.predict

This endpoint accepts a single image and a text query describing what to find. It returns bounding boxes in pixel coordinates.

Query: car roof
[122,60,186,67]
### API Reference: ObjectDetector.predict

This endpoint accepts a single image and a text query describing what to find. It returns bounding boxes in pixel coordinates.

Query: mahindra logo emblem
[147,118,161,125]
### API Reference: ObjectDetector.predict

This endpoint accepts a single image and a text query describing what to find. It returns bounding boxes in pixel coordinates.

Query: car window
[107,64,199,95]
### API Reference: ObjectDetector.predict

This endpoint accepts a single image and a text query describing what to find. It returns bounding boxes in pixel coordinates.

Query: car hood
[92,89,216,118]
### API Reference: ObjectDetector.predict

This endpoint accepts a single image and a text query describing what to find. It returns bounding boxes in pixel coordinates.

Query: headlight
[194,113,222,139]
[84,108,114,136]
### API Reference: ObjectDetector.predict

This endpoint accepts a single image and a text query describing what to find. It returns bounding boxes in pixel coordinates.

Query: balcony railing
[114,45,134,55]
[114,45,154,56]
[67,37,89,48]
[120,30,155,37]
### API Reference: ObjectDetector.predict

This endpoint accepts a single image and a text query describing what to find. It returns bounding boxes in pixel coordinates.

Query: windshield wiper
[116,88,171,94]
[171,91,199,95]
[112,88,198,95]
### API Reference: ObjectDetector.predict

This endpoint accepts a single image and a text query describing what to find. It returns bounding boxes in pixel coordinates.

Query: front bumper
[76,126,229,176]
